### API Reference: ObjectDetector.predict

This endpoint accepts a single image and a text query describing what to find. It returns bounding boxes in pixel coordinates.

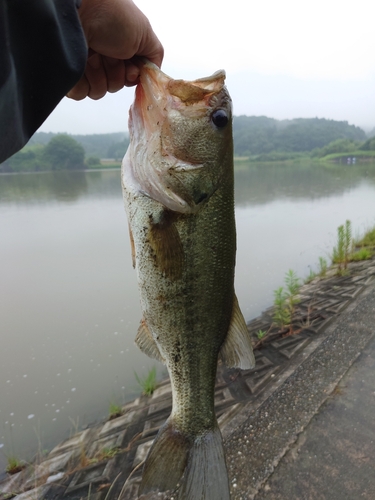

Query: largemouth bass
[121,61,255,500]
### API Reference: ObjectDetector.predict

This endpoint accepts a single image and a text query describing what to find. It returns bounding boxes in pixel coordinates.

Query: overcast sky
[39,0,375,135]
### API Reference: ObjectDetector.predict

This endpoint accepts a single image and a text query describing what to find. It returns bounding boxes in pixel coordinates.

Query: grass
[350,247,373,261]
[332,220,352,274]
[85,447,121,467]
[331,221,375,266]
[98,447,120,460]
[273,287,290,329]
[6,455,25,475]
[322,150,375,161]
[265,222,375,343]
[273,270,300,332]
[134,366,157,396]
[304,268,317,284]
[355,228,375,247]
[318,257,328,277]
[87,161,121,170]
[303,222,375,282]
[256,329,267,340]
[108,402,123,420]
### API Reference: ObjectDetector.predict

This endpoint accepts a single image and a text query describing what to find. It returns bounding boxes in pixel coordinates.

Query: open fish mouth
[130,60,227,144]
[125,61,232,213]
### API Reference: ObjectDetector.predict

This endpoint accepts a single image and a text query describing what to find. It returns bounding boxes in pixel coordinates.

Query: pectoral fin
[219,294,256,370]
[135,318,165,364]
[149,210,184,280]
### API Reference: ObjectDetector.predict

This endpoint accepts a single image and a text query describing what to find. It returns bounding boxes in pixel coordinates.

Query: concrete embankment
[1,258,375,499]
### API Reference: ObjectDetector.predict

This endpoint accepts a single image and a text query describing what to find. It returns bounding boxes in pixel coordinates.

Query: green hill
[2,116,374,172]
[29,132,128,159]
[233,116,367,157]
[29,118,368,160]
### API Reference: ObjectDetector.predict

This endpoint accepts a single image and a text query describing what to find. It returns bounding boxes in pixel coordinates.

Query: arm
[0,0,163,163]
[0,0,87,163]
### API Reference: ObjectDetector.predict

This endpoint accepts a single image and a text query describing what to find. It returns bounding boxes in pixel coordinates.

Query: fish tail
[179,425,230,500]
[138,419,230,500]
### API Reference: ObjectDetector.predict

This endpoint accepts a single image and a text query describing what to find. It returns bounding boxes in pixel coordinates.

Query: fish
[121,60,255,500]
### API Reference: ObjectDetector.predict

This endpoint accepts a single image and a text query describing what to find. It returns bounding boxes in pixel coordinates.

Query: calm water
[1,162,375,472]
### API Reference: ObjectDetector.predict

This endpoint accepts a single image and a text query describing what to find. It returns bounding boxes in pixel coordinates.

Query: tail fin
[139,419,230,500]
[179,426,230,500]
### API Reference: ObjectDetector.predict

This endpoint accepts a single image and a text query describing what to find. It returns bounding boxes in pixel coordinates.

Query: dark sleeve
[0,0,87,163]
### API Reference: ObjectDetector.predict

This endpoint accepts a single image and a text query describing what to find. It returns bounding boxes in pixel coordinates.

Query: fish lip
[136,59,171,111]
[125,61,231,213]
[130,60,171,140]
[130,60,228,142]
[135,59,227,111]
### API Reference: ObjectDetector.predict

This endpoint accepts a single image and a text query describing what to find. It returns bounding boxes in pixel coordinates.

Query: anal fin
[219,294,256,370]
[135,319,165,364]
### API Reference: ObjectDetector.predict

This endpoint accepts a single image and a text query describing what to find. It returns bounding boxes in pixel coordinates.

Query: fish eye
[211,109,228,128]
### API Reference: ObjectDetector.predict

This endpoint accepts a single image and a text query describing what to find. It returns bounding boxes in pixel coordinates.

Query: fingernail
[127,69,139,83]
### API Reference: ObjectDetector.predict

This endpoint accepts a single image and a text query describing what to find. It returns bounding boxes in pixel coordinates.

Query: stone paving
[1,259,375,500]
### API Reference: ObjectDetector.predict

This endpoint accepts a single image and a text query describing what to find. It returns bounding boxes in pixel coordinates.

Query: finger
[67,75,90,100]
[143,36,164,69]
[124,60,141,87]
[85,53,108,100]
[136,29,164,69]
[102,56,126,93]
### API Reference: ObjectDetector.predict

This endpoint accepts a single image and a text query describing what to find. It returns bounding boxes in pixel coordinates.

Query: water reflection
[0,171,90,203]
[2,162,375,207]
[234,161,375,205]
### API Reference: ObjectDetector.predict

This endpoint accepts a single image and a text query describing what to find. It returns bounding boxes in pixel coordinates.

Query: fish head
[124,61,233,213]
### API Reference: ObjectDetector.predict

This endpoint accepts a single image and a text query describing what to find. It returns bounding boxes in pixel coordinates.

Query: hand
[67,0,164,100]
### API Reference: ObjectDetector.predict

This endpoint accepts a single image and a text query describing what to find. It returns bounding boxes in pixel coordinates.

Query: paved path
[225,282,375,500]
[256,330,375,500]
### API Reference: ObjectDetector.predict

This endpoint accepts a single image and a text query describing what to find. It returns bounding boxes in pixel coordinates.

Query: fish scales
[122,61,255,500]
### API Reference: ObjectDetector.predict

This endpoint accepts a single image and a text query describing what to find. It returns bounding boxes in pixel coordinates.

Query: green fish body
[122,61,255,500]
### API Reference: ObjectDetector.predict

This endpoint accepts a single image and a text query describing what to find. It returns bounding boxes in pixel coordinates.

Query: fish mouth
[131,61,170,136]
[125,61,230,213]
[131,60,226,135]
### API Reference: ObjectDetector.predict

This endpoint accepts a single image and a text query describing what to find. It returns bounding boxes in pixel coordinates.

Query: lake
[1,162,375,473]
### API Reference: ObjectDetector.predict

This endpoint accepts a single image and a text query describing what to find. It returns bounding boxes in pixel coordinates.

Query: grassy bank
[321,150,375,162]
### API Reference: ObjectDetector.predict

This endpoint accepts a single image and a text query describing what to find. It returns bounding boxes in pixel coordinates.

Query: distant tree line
[27,131,129,159]
[1,135,89,173]
[2,116,375,172]
[233,116,368,157]
[0,133,130,173]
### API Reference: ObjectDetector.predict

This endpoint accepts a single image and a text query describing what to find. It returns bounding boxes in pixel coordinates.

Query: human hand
[67,0,163,100]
